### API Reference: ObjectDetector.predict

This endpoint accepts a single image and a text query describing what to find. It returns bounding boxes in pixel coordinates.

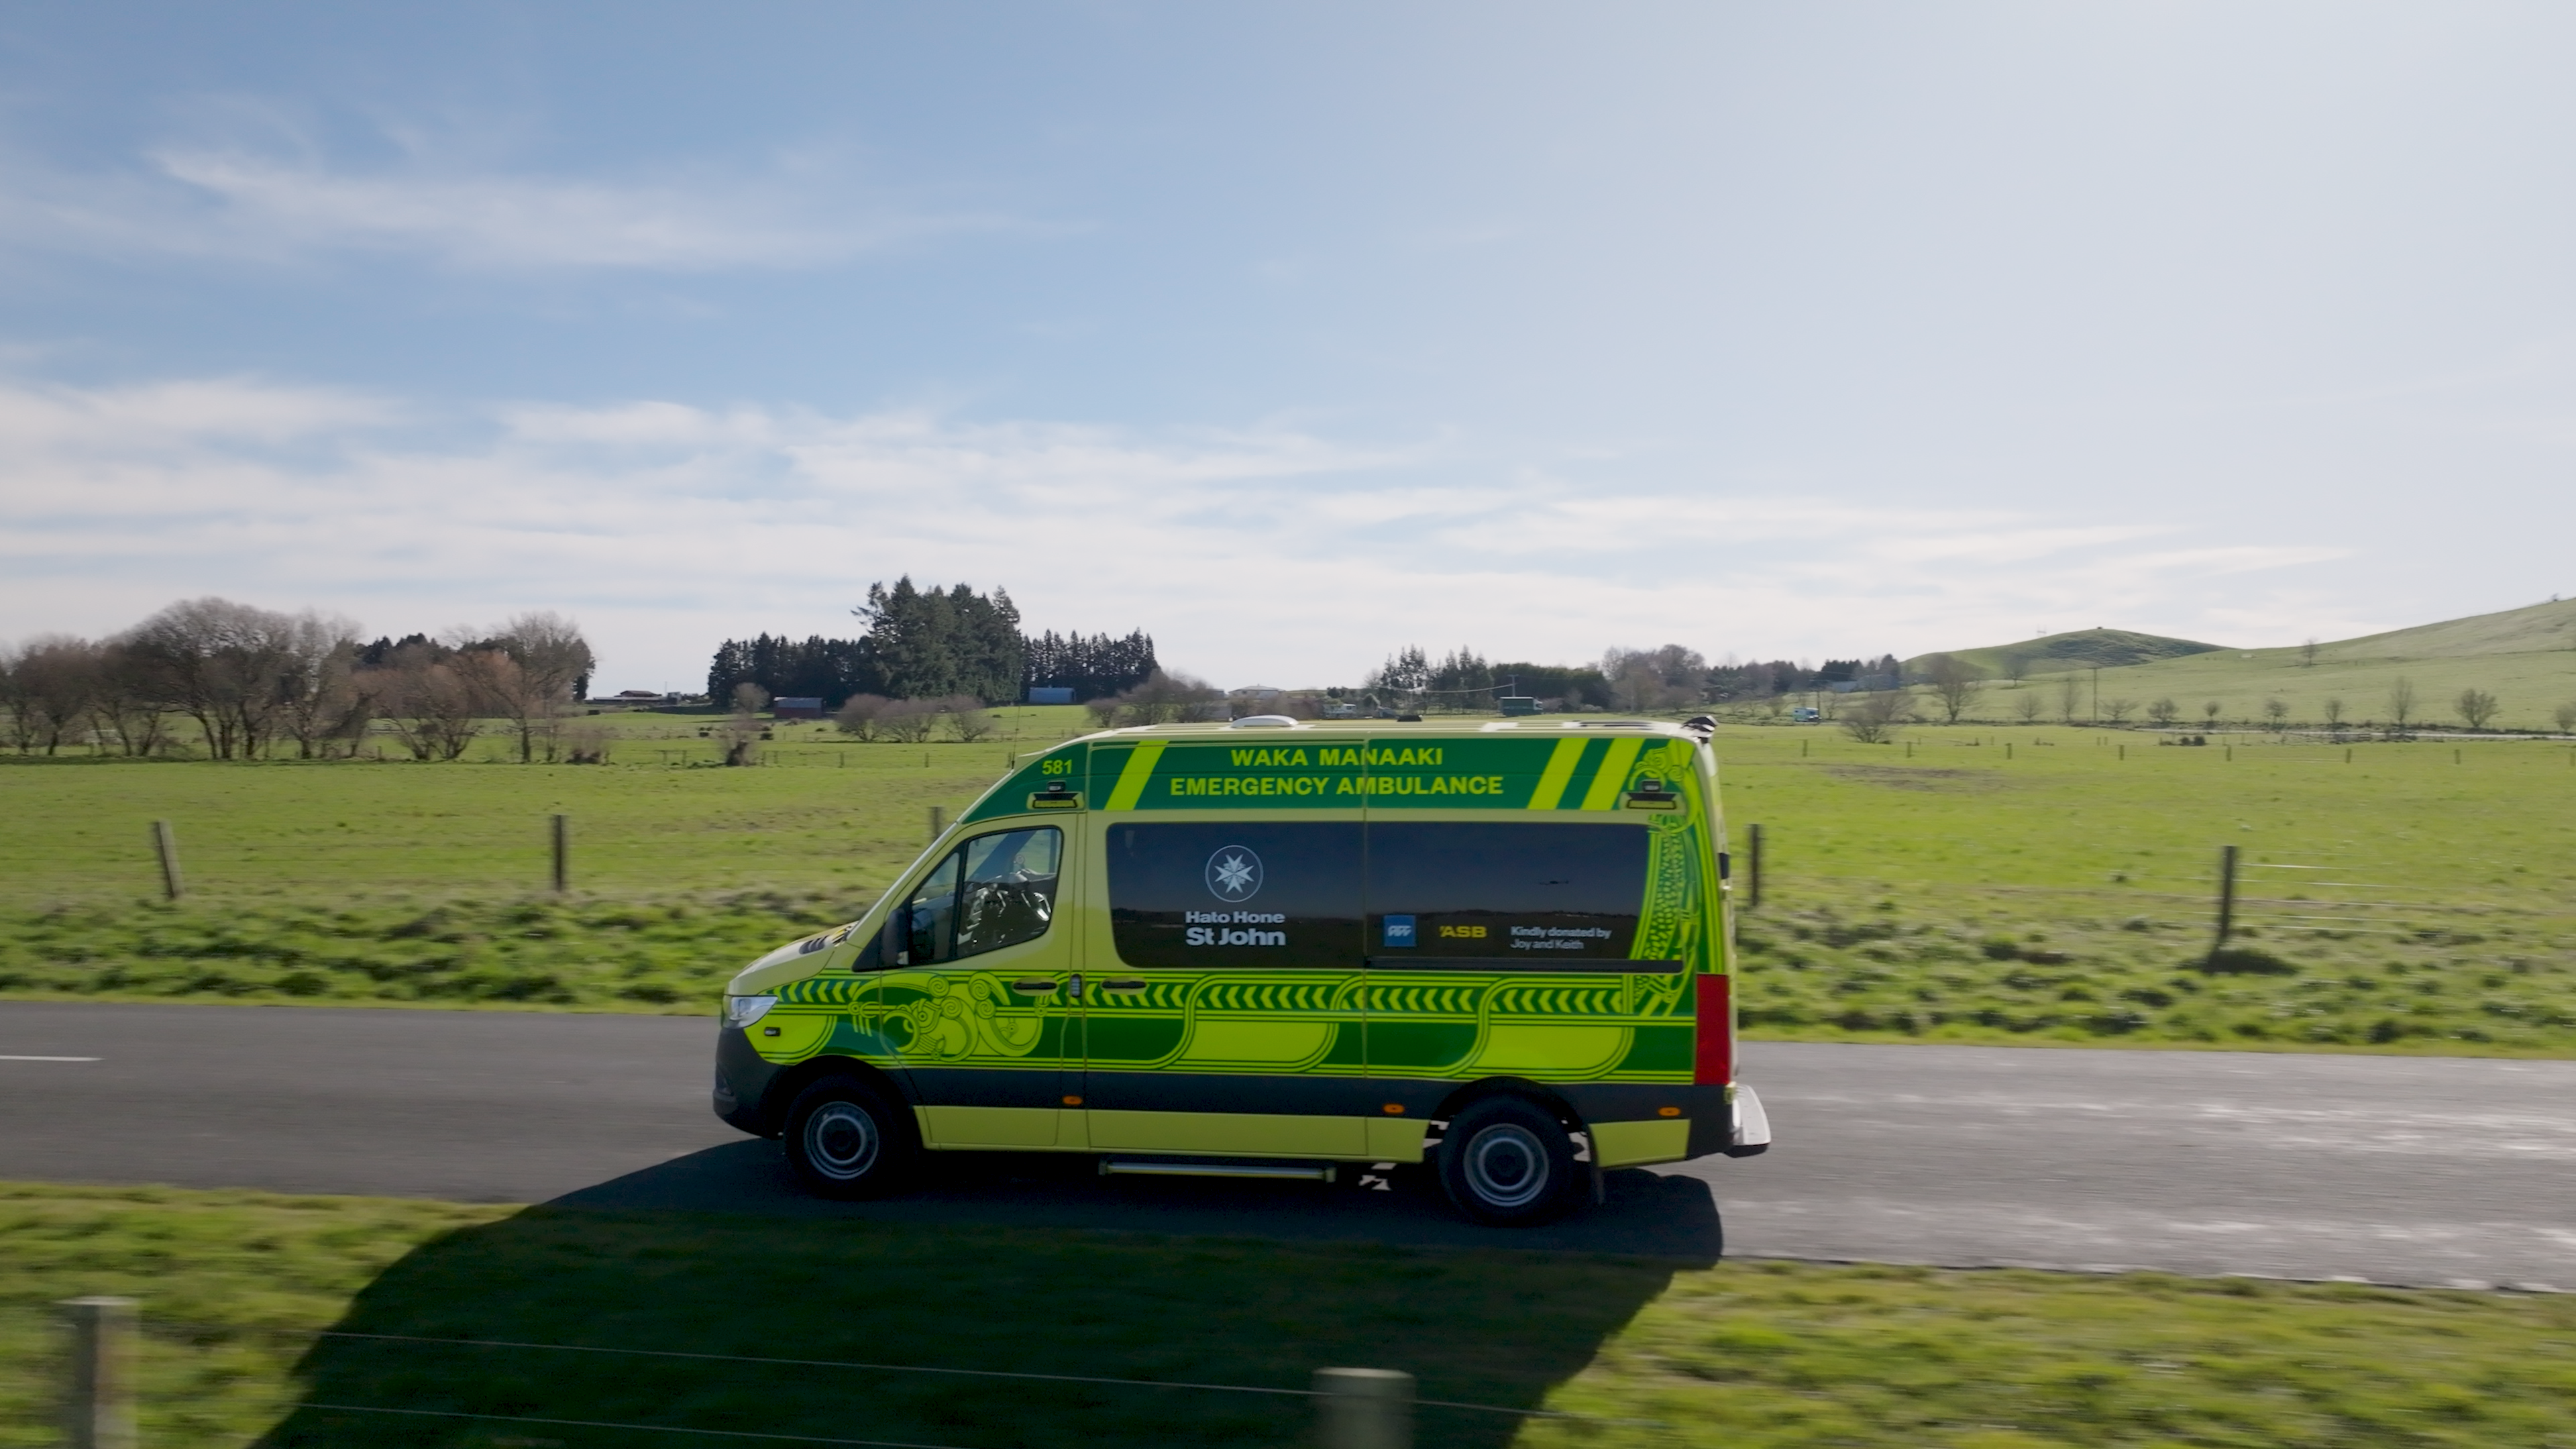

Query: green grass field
[2,717,2571,1051]
[3,1181,2570,1448]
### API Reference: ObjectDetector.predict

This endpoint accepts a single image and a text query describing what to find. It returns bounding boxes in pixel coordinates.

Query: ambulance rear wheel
[783,1077,914,1199]
[1439,1095,1578,1226]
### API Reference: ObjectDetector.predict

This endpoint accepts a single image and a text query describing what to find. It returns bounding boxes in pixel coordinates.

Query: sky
[1,2,2572,692]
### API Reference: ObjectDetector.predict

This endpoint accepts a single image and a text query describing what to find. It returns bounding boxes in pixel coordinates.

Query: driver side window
[890,826,1062,966]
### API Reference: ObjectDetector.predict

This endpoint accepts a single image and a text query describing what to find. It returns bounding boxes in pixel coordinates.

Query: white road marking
[0,1055,100,1062]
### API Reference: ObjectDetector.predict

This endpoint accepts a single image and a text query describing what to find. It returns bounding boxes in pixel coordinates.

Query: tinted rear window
[1365,822,1647,963]
[1106,822,1363,969]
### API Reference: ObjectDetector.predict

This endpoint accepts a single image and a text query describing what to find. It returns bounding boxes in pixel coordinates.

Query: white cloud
[0,376,2363,688]
[0,136,1018,272]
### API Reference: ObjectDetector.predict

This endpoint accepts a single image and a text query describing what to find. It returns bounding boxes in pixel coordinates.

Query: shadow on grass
[258,1151,1721,1448]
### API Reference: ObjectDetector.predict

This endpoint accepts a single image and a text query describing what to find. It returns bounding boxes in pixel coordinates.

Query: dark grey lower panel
[908,1064,1077,1112]
[1079,1071,1381,1118]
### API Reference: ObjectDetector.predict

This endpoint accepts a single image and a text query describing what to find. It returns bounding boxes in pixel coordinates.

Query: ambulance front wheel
[1439,1095,1579,1226]
[783,1077,915,1199]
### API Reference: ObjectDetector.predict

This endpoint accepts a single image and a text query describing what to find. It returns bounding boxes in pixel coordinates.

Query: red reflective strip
[1694,973,1733,1085]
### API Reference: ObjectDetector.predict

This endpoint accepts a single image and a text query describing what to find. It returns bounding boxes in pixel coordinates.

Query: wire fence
[13,1301,1670,1449]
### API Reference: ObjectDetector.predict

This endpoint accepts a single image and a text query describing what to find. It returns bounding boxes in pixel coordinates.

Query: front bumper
[712,1022,786,1137]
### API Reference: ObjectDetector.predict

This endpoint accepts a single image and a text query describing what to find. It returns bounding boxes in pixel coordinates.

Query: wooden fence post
[150,821,182,902]
[551,814,568,894]
[2210,844,2239,961]
[60,1296,136,1449]
[1746,824,1764,910]
[1313,1367,1413,1449]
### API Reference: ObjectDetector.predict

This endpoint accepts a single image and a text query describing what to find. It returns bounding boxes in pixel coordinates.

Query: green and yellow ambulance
[712,714,1770,1224]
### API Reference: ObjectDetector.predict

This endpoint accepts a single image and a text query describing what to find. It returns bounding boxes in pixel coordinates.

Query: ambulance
[712,715,1769,1224]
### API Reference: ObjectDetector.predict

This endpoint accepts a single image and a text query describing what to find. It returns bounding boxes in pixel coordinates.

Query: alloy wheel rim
[1463,1123,1549,1208]
[806,1102,881,1179]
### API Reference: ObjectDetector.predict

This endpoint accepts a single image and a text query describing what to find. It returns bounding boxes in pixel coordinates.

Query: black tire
[1438,1095,1579,1226]
[782,1077,914,1200]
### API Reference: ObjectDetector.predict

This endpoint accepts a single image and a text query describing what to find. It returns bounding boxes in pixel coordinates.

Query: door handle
[1011,978,1059,994]
[1100,978,1146,992]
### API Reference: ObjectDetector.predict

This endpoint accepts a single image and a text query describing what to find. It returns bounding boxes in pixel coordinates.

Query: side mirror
[883,907,909,967]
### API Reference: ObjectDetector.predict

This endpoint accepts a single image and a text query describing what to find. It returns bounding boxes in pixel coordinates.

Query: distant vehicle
[1790,706,1821,722]
[713,717,1770,1225]
[1499,695,1541,716]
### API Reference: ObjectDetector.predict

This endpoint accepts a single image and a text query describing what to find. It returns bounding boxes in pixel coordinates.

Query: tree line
[706,578,1157,708]
[1357,645,1904,714]
[0,598,595,761]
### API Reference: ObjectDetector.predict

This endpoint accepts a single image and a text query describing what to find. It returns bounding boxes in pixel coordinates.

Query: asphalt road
[5,1001,2571,1288]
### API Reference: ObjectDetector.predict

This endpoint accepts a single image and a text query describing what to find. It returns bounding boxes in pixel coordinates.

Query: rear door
[1364,819,1697,1086]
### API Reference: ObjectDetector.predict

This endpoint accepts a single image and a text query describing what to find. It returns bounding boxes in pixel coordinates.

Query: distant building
[1026,686,1076,705]
[1499,696,1541,716]
[773,696,825,720]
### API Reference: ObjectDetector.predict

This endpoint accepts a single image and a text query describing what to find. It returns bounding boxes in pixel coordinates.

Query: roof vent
[1226,714,1301,729]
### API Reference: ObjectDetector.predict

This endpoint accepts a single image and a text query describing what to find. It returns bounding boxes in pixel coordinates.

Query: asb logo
[1204,846,1264,902]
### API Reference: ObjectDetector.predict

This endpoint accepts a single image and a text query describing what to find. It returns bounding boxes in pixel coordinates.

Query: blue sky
[3,3,2572,691]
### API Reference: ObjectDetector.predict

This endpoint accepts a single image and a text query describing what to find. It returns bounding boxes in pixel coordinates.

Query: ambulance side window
[899,852,961,965]
[1102,822,1363,969]
[955,828,1063,959]
[1364,822,1651,963]
[893,828,1063,967]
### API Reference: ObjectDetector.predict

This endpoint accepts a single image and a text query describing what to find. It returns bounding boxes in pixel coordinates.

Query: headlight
[724,995,777,1028]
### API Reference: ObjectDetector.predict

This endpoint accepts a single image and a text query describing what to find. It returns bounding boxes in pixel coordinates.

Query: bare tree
[1110,670,1221,724]
[2322,697,2346,729]
[1923,654,1983,724]
[2555,701,2576,735]
[2202,700,2224,728]
[834,694,892,741]
[881,698,940,743]
[941,695,998,743]
[89,641,178,756]
[2000,651,2031,683]
[11,637,104,754]
[1839,688,1911,744]
[274,614,368,759]
[2456,688,2499,731]
[378,645,488,761]
[2147,698,2178,729]
[718,680,771,763]
[2055,674,2083,726]
[485,613,595,762]
[121,598,305,759]
[2012,690,2043,724]
[2385,677,2416,731]
[2263,698,2289,731]
[0,646,27,753]
[2300,637,2320,667]
[2102,698,2138,725]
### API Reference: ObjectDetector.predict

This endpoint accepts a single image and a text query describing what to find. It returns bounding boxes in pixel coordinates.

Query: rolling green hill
[1913,597,2576,732]
[1900,627,2224,680]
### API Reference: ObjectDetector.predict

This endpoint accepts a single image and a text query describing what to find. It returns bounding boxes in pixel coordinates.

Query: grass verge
[1,1181,2572,1447]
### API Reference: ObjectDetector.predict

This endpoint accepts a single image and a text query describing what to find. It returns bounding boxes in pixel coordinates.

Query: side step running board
[1099,1159,1337,1183]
